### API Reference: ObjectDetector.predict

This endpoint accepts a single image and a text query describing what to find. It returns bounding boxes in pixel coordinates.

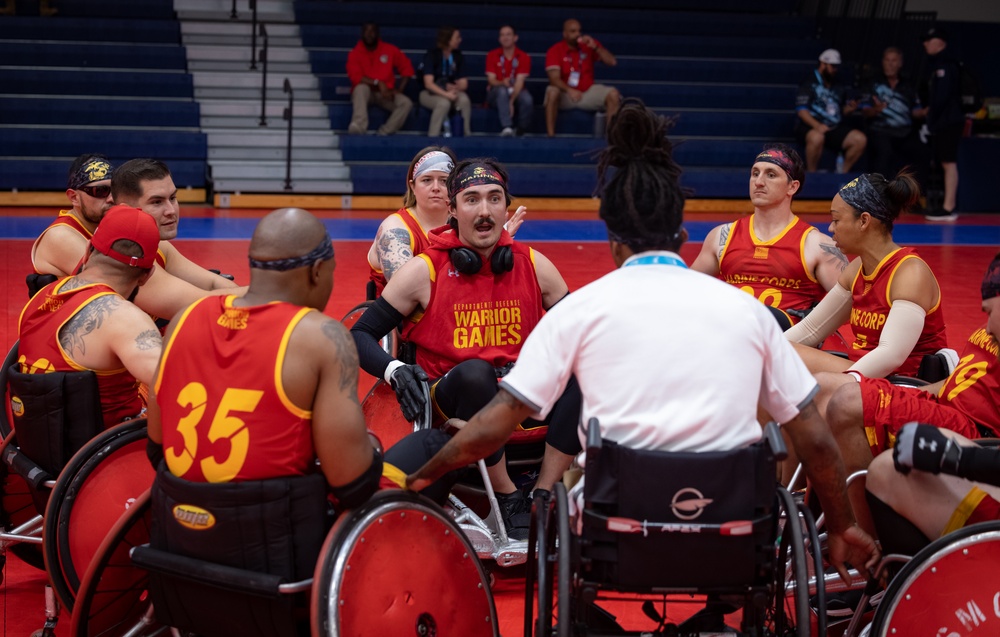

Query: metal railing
[258,23,269,126]
[283,78,294,191]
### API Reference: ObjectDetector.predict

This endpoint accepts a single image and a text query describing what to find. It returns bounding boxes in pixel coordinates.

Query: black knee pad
[865,490,931,557]
[434,359,500,420]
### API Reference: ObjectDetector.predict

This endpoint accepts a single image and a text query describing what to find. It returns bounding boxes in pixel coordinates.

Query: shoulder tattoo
[820,242,849,270]
[376,227,414,280]
[719,223,732,247]
[59,294,121,356]
[321,319,360,398]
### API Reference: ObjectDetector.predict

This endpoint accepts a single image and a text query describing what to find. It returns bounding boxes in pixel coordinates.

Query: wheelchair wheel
[341,301,398,400]
[772,487,812,637]
[868,521,1000,636]
[361,380,415,451]
[43,419,154,612]
[531,484,571,637]
[70,490,162,637]
[312,489,497,637]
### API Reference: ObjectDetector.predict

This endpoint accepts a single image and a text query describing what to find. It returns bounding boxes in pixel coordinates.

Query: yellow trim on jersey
[883,253,941,313]
[417,253,436,282]
[749,215,800,246]
[382,462,407,489]
[798,225,819,283]
[274,306,315,419]
[154,296,211,394]
[942,486,990,536]
[717,221,738,262]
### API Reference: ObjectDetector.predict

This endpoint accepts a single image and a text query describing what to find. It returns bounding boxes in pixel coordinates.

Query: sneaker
[924,207,958,222]
[347,122,365,135]
[500,127,515,137]
[496,490,531,540]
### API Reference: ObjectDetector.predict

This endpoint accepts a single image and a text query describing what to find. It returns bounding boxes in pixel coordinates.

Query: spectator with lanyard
[485,24,533,137]
[830,254,1000,536]
[692,144,848,329]
[544,18,620,138]
[419,26,471,137]
[404,102,878,632]
[352,158,581,540]
[794,49,867,173]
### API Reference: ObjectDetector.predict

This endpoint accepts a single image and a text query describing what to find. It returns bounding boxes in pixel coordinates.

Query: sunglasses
[77,184,112,199]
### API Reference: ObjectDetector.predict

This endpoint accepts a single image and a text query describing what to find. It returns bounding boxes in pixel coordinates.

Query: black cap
[922,26,948,43]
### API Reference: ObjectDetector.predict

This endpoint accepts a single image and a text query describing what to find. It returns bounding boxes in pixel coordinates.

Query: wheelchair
[1,340,154,634]
[70,468,499,637]
[526,419,823,637]
[340,282,400,401]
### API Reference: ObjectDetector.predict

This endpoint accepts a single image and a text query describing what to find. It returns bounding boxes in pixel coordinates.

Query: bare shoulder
[297,312,359,367]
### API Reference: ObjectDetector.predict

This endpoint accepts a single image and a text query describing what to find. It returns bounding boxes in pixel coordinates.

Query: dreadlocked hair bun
[596,98,686,253]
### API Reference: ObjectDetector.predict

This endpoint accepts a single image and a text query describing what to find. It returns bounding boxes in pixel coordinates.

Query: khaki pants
[419,90,472,136]
[349,84,413,135]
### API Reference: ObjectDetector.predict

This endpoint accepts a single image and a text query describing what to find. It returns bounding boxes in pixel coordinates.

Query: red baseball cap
[91,204,160,269]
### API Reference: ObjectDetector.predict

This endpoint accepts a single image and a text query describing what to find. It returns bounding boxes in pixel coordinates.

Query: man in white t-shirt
[406,100,879,606]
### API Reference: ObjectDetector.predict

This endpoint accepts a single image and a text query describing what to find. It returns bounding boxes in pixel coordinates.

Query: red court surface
[0,205,997,635]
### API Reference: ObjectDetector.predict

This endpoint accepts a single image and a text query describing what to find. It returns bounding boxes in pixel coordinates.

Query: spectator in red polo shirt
[544,18,620,137]
[346,22,415,136]
[485,24,534,137]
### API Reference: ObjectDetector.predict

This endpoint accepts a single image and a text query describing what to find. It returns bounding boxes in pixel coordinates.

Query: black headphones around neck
[450,245,514,275]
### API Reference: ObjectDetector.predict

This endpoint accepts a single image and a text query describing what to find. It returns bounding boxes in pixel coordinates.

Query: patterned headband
[69,159,113,189]
[412,151,454,179]
[755,150,797,181]
[838,174,891,222]
[448,163,507,200]
[248,232,335,271]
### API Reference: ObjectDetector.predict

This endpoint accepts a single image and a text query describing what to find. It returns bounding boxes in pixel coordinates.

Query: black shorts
[931,123,964,164]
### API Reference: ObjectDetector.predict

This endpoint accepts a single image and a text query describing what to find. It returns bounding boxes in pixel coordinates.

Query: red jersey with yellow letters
[401,227,544,379]
[17,279,142,428]
[369,207,432,297]
[849,247,947,376]
[31,210,92,274]
[938,325,1000,434]
[718,216,824,324]
[155,296,316,483]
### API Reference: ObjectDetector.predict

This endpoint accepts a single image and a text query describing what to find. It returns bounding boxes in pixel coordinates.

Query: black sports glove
[389,364,429,422]
[893,423,962,476]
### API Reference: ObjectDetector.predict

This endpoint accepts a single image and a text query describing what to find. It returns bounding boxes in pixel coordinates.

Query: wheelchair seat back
[582,438,778,591]
[147,467,330,637]
[26,273,59,299]
[7,364,103,477]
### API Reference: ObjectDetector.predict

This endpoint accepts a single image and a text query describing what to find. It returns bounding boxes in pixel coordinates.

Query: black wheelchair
[1,340,155,634]
[69,466,499,637]
[526,419,823,637]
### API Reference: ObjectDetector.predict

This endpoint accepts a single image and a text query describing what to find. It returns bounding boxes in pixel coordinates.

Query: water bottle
[442,118,452,138]
[835,153,845,174]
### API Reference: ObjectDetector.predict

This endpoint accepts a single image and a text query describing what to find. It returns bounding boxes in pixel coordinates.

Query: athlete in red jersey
[863,255,1000,546]
[17,205,162,428]
[353,158,579,539]
[32,154,115,278]
[787,172,946,386]
[147,208,460,508]
[693,145,846,328]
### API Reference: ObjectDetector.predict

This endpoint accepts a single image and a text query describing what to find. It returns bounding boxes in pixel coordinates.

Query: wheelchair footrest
[131,545,295,599]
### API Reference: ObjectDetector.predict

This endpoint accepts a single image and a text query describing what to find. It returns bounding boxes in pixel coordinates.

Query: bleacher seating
[0,2,206,191]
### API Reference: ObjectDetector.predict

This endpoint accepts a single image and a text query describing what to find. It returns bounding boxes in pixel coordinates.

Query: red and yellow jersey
[369,207,432,297]
[718,216,825,324]
[401,228,544,379]
[939,326,1000,434]
[155,296,316,483]
[849,247,947,376]
[31,210,92,274]
[17,279,142,428]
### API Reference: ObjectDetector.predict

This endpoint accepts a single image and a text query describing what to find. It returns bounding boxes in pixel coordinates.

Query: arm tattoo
[820,242,849,270]
[322,320,361,399]
[134,329,162,351]
[59,294,121,356]
[376,227,414,280]
[719,223,732,247]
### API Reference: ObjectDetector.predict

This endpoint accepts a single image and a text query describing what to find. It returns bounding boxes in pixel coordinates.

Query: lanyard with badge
[567,49,582,88]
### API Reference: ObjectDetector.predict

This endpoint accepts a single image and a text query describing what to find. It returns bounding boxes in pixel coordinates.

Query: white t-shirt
[501,251,818,453]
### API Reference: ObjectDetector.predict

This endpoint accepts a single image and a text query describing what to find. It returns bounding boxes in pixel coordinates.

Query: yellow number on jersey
[944,354,989,402]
